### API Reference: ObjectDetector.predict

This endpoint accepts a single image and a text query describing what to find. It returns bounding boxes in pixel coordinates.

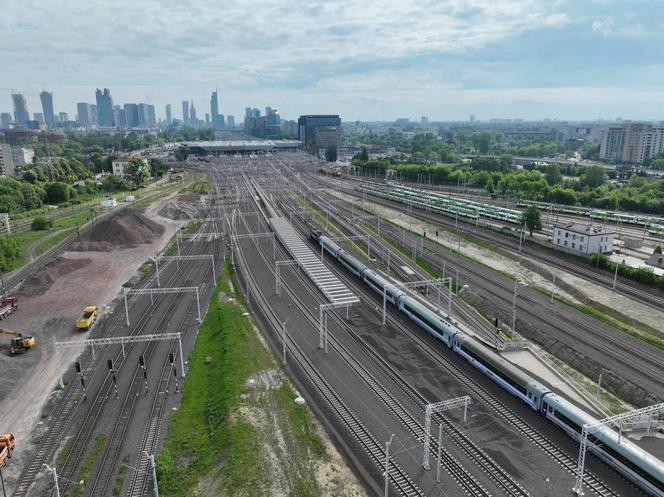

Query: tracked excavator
[0,328,35,354]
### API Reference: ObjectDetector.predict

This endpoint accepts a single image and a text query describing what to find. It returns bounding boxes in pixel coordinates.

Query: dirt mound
[18,257,92,297]
[157,194,201,220]
[71,211,165,252]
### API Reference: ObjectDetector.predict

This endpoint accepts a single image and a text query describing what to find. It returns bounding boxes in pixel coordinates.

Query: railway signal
[139,355,148,396]
[75,362,86,401]
[107,359,118,399]
[169,353,179,393]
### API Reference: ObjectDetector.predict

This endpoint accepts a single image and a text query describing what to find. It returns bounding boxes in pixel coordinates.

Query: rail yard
[0,151,662,497]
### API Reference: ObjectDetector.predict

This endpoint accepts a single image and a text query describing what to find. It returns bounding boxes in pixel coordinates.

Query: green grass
[112,457,129,495]
[157,259,327,496]
[156,260,271,496]
[36,228,76,256]
[71,434,106,497]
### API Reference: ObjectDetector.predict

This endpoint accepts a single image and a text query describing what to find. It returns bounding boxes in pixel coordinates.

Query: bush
[31,217,52,231]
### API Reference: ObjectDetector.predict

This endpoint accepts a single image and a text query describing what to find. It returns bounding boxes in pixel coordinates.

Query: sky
[1,0,663,122]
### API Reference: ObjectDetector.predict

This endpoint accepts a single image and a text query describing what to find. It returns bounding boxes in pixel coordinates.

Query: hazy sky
[2,0,663,122]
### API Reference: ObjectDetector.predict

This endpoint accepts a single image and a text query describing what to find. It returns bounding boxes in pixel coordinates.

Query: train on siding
[310,228,664,497]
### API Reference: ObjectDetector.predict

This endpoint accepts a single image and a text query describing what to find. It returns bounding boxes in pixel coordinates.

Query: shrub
[31,216,52,231]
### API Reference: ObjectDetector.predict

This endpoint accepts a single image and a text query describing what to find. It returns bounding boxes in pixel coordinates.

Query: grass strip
[71,434,106,497]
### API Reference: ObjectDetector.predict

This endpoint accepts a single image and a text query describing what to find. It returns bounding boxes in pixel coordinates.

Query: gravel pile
[17,257,92,297]
[71,211,165,252]
[157,194,201,220]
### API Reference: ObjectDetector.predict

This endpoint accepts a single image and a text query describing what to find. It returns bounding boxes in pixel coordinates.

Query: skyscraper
[210,89,220,125]
[147,105,156,127]
[165,104,172,124]
[124,104,139,128]
[227,115,235,128]
[182,101,189,124]
[137,103,150,127]
[12,93,29,124]
[95,88,115,127]
[58,112,69,122]
[265,107,281,138]
[0,113,12,126]
[40,91,55,126]
[297,115,341,151]
[77,103,94,126]
[189,100,197,123]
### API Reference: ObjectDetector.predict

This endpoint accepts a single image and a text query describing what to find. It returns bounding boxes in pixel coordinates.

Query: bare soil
[0,192,189,484]
[70,211,164,251]
[157,193,201,220]
[16,257,92,297]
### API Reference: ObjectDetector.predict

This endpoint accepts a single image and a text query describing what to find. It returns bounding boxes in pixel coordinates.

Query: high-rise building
[91,105,98,124]
[297,115,341,151]
[165,104,172,124]
[40,91,55,126]
[77,103,94,126]
[117,108,127,128]
[147,105,156,127]
[33,113,44,124]
[58,112,69,122]
[600,122,664,164]
[0,113,12,127]
[421,116,429,126]
[205,113,210,125]
[137,103,150,127]
[189,100,197,123]
[470,115,476,123]
[210,89,220,125]
[265,107,281,138]
[124,104,139,128]
[182,101,190,125]
[227,115,235,128]
[95,88,115,127]
[12,93,30,124]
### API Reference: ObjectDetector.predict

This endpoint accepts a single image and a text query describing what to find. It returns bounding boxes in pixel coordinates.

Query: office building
[91,105,97,124]
[297,115,341,152]
[147,105,156,127]
[265,107,280,138]
[227,115,235,128]
[182,101,190,124]
[210,89,222,125]
[116,108,127,128]
[95,88,115,127]
[205,113,210,125]
[314,127,340,154]
[33,113,44,124]
[470,114,476,123]
[124,103,139,128]
[395,118,409,125]
[40,91,55,126]
[189,100,197,123]
[12,93,30,124]
[553,223,613,255]
[599,122,664,164]
[0,113,12,127]
[421,116,429,126]
[137,103,150,127]
[165,104,172,124]
[58,112,69,123]
[77,103,94,126]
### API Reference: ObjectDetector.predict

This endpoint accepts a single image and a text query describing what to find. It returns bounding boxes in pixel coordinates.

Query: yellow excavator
[0,329,35,355]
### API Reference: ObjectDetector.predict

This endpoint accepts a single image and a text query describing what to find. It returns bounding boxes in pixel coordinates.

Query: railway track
[313,175,664,311]
[245,197,530,497]
[233,211,426,497]
[273,171,629,497]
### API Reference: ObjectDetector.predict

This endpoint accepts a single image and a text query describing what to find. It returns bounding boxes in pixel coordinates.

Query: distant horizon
[3,1,663,122]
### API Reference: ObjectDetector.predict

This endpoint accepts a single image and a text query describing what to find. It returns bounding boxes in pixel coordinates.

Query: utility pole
[282,318,289,365]
[144,451,159,497]
[43,464,60,497]
[512,279,518,333]
[384,434,395,497]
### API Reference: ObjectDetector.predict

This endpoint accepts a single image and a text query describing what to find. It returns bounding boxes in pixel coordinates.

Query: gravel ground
[0,192,188,478]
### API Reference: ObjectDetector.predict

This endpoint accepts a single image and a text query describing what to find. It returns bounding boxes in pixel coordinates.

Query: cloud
[0,0,662,120]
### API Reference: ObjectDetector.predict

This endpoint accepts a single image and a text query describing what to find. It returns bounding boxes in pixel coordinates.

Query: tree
[358,147,369,161]
[544,164,562,185]
[150,159,169,178]
[174,146,189,162]
[583,165,606,188]
[45,182,72,204]
[31,216,52,231]
[325,145,338,163]
[520,205,542,236]
[102,174,127,192]
[655,245,662,255]
[124,158,151,188]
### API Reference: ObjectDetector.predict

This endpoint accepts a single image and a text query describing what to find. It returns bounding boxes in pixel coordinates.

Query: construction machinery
[0,329,35,355]
[76,306,97,331]
[0,297,17,320]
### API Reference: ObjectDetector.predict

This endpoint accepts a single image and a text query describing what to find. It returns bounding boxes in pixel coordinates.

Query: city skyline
[2,0,664,121]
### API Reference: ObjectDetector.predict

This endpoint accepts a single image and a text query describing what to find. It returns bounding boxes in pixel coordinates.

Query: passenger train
[310,229,664,496]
